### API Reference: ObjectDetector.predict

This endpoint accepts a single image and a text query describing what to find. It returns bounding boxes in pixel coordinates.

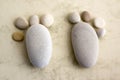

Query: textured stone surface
[29,15,39,25]
[71,22,99,67]
[40,14,54,27]
[96,28,106,38]
[93,17,106,28]
[15,17,28,30]
[81,11,91,22]
[68,12,80,24]
[26,24,52,68]
[0,0,120,80]
[12,32,24,41]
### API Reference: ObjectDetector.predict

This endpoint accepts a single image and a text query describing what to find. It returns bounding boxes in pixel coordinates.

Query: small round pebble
[12,32,24,41]
[15,17,28,30]
[30,15,39,26]
[68,12,80,24]
[81,11,91,22]
[96,28,106,38]
[93,17,106,28]
[40,14,54,27]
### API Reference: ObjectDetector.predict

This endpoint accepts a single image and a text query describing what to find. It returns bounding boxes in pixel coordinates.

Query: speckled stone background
[0,0,120,80]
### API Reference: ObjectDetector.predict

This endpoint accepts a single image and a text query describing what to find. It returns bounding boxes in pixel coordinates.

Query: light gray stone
[26,24,52,68]
[40,14,54,27]
[68,12,81,24]
[29,15,39,26]
[71,22,99,68]
[93,17,106,28]
[15,17,28,30]
[96,28,106,38]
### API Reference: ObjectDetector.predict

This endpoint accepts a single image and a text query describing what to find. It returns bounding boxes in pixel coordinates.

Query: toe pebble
[68,12,80,24]
[40,14,54,27]
[15,17,28,30]
[81,11,91,22]
[30,15,39,26]
[93,17,105,28]
[12,32,24,41]
[96,28,106,38]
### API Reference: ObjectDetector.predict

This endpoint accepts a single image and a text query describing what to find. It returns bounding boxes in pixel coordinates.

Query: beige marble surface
[0,0,120,80]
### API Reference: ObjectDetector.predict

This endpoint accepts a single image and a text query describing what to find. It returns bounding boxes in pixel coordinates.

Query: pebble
[96,28,106,38]
[68,12,80,24]
[15,17,28,30]
[71,22,99,68]
[29,15,39,25]
[26,24,52,68]
[40,14,54,27]
[93,17,106,28]
[81,11,91,22]
[12,32,24,41]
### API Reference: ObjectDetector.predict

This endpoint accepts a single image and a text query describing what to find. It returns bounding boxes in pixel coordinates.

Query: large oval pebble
[71,22,99,68]
[26,24,52,68]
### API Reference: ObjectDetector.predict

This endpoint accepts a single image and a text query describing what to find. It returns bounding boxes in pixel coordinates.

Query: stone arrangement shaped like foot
[68,11,106,68]
[12,14,54,68]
